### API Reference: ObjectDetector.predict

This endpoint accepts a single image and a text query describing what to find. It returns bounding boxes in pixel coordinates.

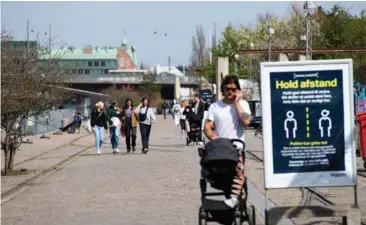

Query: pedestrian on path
[162,101,169,119]
[91,101,112,155]
[121,99,138,153]
[135,97,156,154]
[203,75,252,208]
[106,101,122,154]
[179,100,187,138]
[172,99,180,126]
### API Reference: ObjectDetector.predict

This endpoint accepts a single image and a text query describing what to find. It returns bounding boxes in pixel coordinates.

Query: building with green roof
[38,37,138,76]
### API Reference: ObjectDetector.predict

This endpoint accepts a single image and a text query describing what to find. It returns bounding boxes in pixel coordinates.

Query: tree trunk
[3,147,9,175]
[7,144,16,172]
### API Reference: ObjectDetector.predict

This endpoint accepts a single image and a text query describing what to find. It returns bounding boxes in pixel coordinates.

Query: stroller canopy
[202,138,238,166]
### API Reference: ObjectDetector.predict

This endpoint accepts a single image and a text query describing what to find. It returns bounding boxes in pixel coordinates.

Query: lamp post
[249,41,254,80]
[303,1,317,60]
[266,25,275,62]
[234,54,239,75]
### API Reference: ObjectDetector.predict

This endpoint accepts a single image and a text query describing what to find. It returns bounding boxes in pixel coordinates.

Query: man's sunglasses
[225,87,237,92]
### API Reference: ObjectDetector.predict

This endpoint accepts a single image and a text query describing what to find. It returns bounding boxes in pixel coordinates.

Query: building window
[78,69,84,74]
[104,69,109,74]
[101,61,106,67]
[85,69,90,74]
[119,58,125,67]
[88,61,93,67]
[94,61,99,67]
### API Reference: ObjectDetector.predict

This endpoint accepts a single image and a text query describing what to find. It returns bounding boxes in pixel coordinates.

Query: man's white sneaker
[96,150,101,155]
[115,148,120,153]
[224,197,239,208]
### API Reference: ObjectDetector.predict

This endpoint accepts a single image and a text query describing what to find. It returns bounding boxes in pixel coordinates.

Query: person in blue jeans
[162,101,169,119]
[90,101,112,155]
[135,98,156,154]
[106,101,122,154]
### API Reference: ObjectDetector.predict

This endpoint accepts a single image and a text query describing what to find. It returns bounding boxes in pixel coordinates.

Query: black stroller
[197,138,256,225]
[186,120,202,146]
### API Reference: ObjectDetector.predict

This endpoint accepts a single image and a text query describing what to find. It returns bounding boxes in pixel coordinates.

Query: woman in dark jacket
[121,99,139,153]
[90,101,112,155]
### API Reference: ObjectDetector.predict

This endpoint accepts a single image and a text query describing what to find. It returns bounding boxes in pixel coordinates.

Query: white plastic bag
[84,119,92,133]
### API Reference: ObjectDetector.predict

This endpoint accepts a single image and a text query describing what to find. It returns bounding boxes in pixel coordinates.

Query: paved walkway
[1,116,202,225]
[3,116,365,225]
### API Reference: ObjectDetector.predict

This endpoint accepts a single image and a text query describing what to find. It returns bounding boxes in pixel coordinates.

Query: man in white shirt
[204,75,252,208]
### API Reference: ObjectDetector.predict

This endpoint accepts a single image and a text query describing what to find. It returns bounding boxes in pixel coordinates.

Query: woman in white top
[179,101,187,137]
[135,97,156,154]
[172,100,181,126]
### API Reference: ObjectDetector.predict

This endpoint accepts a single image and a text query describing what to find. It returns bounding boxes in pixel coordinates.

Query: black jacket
[192,102,205,121]
[90,109,111,130]
[185,102,205,122]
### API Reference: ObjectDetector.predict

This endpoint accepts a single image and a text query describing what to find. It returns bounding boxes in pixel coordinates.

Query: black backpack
[139,107,148,122]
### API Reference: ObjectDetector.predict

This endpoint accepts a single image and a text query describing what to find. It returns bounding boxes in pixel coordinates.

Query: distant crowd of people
[59,95,214,154]
[161,95,212,142]
[60,97,156,155]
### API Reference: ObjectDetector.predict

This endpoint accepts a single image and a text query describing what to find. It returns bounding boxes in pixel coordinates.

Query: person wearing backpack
[135,97,156,154]
[162,101,169,119]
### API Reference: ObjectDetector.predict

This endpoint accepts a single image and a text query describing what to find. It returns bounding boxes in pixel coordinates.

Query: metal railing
[23,109,76,136]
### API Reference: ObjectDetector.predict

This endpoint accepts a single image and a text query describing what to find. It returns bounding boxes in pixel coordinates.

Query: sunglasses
[225,87,237,92]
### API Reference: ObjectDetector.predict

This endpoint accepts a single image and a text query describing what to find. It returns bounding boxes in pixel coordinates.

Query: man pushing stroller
[203,75,252,208]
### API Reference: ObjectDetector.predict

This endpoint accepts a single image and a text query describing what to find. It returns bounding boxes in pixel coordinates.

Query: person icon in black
[318,109,332,138]
[284,110,297,139]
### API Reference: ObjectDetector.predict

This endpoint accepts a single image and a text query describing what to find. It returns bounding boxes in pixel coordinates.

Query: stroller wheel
[199,217,207,225]
[198,207,207,225]
[247,205,256,225]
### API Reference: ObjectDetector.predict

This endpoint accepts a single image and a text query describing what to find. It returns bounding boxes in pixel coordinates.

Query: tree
[102,86,130,107]
[136,72,162,98]
[314,5,366,83]
[190,25,207,67]
[1,28,73,175]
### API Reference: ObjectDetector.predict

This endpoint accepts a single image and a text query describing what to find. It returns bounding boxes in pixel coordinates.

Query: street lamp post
[266,25,275,62]
[234,54,239,75]
[303,1,317,60]
[249,41,254,80]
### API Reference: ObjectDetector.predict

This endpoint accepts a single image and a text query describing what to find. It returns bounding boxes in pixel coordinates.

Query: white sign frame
[260,59,356,189]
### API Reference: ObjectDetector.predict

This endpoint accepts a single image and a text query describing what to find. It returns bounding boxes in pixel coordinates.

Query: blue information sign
[261,60,356,188]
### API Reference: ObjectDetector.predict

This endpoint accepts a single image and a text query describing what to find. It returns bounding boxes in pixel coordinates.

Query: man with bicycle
[204,75,252,208]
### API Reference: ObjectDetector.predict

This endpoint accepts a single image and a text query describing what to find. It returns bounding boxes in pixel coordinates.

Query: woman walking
[106,101,122,154]
[179,100,187,138]
[172,99,181,126]
[121,99,138,153]
[90,101,111,155]
[135,97,156,154]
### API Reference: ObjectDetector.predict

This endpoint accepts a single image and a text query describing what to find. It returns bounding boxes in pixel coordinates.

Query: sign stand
[260,59,360,225]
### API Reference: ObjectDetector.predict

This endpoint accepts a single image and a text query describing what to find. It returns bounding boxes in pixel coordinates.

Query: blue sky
[2,1,365,66]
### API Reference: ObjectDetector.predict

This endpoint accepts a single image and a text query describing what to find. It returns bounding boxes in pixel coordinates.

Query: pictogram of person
[318,109,332,138]
[284,110,297,139]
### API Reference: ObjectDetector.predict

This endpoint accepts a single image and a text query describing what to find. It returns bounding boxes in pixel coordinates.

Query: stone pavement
[1,130,92,197]
[3,115,364,225]
[1,116,202,225]
[244,133,366,225]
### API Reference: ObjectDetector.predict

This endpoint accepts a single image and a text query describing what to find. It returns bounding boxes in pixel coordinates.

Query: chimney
[83,45,93,54]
